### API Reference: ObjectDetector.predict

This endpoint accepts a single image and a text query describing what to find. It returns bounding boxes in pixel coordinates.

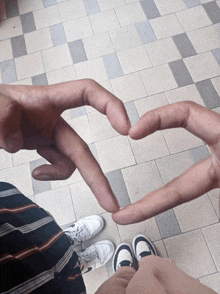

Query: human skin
[0,80,131,213]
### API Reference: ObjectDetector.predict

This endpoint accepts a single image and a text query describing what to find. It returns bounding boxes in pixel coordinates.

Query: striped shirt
[0,182,86,294]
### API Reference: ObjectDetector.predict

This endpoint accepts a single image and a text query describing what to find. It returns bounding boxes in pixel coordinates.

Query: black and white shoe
[132,234,157,262]
[112,243,134,273]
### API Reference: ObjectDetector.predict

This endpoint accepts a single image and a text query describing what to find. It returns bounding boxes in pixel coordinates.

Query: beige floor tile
[176,6,212,32]
[115,2,146,27]
[98,0,125,10]
[117,45,152,74]
[10,78,32,85]
[122,161,164,203]
[145,37,181,66]
[0,163,33,196]
[174,194,218,232]
[150,14,184,39]
[135,93,168,117]
[25,28,53,54]
[42,44,72,72]
[96,136,136,173]
[88,111,119,141]
[202,223,220,271]
[33,5,61,29]
[199,272,220,294]
[153,240,168,258]
[58,0,86,22]
[109,25,142,52]
[67,115,93,144]
[15,52,44,81]
[207,189,219,218]
[188,26,220,54]
[162,128,204,154]
[164,230,217,278]
[0,149,13,169]
[140,64,177,96]
[83,265,109,294]
[51,169,83,190]
[64,17,93,42]
[75,58,108,82]
[156,151,194,185]
[110,72,147,103]
[89,9,120,34]
[0,39,13,62]
[47,65,77,85]
[184,52,220,83]
[129,131,170,164]
[0,17,22,41]
[165,84,205,106]
[83,32,114,60]
[211,76,220,96]
[12,150,41,165]
[117,217,161,243]
[70,181,105,219]
[35,186,76,226]
[154,0,186,15]
[18,0,44,14]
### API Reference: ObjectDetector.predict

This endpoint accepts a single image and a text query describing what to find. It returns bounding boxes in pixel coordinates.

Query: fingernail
[6,130,23,152]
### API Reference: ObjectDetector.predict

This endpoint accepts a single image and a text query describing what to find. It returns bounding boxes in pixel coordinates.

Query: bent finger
[54,118,120,213]
[112,156,216,224]
[32,146,76,180]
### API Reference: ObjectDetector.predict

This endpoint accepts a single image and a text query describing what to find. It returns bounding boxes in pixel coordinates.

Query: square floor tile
[89,9,120,34]
[96,136,136,173]
[124,101,140,126]
[172,33,197,58]
[164,230,217,278]
[33,5,61,29]
[18,0,44,14]
[154,0,186,15]
[58,0,86,22]
[20,12,36,34]
[97,0,125,10]
[46,65,77,84]
[0,1,7,21]
[50,169,83,190]
[153,240,168,258]
[202,223,220,271]
[162,128,204,154]
[187,26,220,54]
[174,194,218,232]
[117,45,152,74]
[122,161,164,203]
[176,5,212,31]
[184,52,220,82]
[10,78,32,85]
[12,150,41,165]
[169,59,194,87]
[75,57,108,82]
[129,131,170,163]
[156,209,182,239]
[135,20,157,44]
[36,186,76,226]
[68,39,87,64]
[115,2,147,27]
[212,48,220,66]
[64,17,93,42]
[211,76,220,96]
[199,272,220,294]
[183,0,201,8]
[110,72,147,103]
[83,0,101,15]
[15,52,44,80]
[150,14,184,39]
[88,111,119,141]
[203,1,220,24]
[83,32,114,60]
[43,0,57,7]
[1,59,17,84]
[25,28,53,54]
[68,115,93,144]
[140,64,178,96]
[0,17,22,41]
[117,217,161,243]
[0,163,33,196]
[156,151,194,185]
[70,181,105,219]
[0,149,13,169]
[189,145,210,164]
[108,25,142,52]
[0,40,13,63]
[145,37,181,66]
[5,0,19,18]
[103,52,124,79]
[140,0,161,20]
[32,73,48,85]
[135,93,168,116]
[11,35,27,58]
[165,84,205,105]
[42,44,72,72]
[50,23,67,47]
[196,79,220,109]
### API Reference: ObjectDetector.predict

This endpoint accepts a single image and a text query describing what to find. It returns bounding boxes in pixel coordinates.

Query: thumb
[0,93,23,153]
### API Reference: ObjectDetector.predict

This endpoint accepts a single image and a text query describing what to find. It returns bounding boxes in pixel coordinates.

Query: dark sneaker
[132,234,157,262]
[112,243,133,273]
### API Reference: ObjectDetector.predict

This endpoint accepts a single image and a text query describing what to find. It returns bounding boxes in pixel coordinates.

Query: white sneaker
[64,215,104,245]
[112,243,133,273]
[132,234,157,262]
[78,240,114,274]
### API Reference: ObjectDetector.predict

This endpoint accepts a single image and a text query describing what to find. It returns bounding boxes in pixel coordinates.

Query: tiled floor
[0,0,220,293]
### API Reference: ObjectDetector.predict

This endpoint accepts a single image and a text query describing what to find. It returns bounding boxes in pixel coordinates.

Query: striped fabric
[0,182,86,294]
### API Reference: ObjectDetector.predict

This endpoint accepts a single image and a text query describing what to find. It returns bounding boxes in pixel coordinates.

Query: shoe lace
[66,224,90,244]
